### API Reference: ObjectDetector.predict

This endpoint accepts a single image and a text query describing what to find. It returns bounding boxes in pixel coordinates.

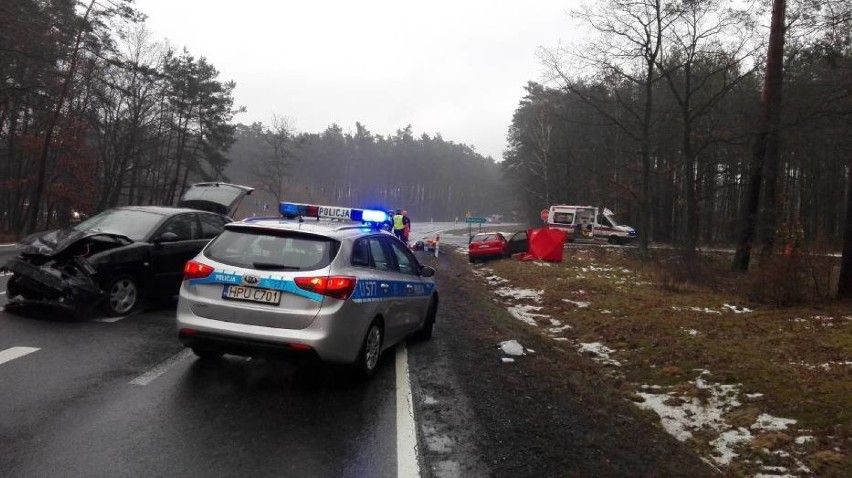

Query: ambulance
[545,205,637,245]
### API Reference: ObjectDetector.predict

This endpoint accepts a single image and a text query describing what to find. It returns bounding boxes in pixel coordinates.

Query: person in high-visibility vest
[392,209,405,240]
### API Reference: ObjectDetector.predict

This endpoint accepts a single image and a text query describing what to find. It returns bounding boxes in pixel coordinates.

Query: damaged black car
[2,183,252,317]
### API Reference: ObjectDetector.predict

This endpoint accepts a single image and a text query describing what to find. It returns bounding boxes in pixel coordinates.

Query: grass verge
[465,245,851,477]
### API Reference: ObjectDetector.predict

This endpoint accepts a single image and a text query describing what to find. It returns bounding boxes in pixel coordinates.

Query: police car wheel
[414,298,437,341]
[354,320,383,378]
[608,235,620,245]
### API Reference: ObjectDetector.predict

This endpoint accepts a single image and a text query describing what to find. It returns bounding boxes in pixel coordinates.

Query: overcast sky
[134,0,583,160]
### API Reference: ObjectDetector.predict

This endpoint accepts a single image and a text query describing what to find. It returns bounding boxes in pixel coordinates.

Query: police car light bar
[279,202,388,224]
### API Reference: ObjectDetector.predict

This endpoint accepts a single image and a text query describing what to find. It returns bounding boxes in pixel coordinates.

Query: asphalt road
[0,222,709,477]
[0,222,470,477]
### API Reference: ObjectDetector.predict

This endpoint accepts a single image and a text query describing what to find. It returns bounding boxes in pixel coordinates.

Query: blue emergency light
[279,202,387,225]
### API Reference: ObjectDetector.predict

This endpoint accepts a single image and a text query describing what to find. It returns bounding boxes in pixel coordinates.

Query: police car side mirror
[419,265,435,278]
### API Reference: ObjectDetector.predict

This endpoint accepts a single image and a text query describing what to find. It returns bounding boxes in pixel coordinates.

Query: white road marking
[130,348,193,386]
[396,343,421,478]
[94,315,129,323]
[0,346,40,365]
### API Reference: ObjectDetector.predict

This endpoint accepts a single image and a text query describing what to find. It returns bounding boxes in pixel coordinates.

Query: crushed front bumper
[2,257,103,313]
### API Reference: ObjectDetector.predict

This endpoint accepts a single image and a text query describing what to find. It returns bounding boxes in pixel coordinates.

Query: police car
[175,202,438,377]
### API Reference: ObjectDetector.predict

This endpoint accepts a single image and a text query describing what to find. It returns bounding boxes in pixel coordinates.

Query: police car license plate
[222,285,281,305]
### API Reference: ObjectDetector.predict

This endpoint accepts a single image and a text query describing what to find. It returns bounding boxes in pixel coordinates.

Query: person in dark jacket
[402,210,411,242]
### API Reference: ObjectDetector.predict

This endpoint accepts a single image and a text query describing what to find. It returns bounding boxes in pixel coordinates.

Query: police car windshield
[204,229,339,271]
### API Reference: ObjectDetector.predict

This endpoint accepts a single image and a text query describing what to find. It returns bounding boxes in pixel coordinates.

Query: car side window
[198,213,227,239]
[159,214,197,241]
[351,238,371,267]
[368,237,390,271]
[389,240,418,275]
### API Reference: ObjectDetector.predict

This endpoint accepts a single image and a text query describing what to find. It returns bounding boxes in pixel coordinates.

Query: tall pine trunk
[838,153,852,299]
[733,0,786,271]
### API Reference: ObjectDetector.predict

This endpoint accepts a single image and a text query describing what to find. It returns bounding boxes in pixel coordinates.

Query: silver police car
[176,203,438,377]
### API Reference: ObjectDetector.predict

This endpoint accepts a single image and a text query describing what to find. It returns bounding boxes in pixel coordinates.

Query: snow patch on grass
[722,303,753,313]
[495,287,543,302]
[753,413,797,432]
[672,305,722,315]
[562,299,590,308]
[577,342,620,366]
[506,305,548,326]
[548,325,572,334]
[636,373,800,467]
[637,375,742,452]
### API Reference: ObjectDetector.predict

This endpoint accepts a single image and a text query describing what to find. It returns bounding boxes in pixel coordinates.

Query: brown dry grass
[475,245,851,477]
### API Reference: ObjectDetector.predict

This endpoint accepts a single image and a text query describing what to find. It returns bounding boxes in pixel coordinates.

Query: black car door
[150,213,206,294]
[507,231,529,255]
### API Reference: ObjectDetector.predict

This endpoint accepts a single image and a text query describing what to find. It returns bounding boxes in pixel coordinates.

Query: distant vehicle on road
[176,201,439,378]
[2,183,253,317]
[545,205,636,245]
[468,230,528,263]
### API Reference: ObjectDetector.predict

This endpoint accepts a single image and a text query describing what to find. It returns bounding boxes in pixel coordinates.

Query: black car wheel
[608,235,620,245]
[6,274,21,298]
[354,319,383,378]
[103,275,140,316]
[414,297,437,341]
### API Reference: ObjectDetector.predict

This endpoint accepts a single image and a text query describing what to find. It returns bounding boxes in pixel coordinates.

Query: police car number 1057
[223,285,281,305]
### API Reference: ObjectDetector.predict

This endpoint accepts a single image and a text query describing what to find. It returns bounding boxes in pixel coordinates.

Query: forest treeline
[1,0,240,235]
[504,0,852,296]
[0,0,508,235]
[224,121,508,221]
[505,0,851,251]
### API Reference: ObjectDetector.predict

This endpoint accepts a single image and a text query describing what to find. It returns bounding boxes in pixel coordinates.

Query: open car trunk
[178,182,254,217]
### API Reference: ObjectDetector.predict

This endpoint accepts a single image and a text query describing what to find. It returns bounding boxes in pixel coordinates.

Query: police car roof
[225,217,391,240]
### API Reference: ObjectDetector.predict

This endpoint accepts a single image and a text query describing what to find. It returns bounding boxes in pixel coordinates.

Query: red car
[468,231,528,263]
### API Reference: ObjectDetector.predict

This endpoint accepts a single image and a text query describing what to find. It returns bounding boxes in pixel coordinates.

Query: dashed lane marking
[0,346,40,365]
[129,348,193,386]
[94,315,128,323]
[395,343,421,478]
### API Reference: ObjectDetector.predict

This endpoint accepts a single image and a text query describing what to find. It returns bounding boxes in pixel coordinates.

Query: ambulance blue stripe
[188,271,324,302]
